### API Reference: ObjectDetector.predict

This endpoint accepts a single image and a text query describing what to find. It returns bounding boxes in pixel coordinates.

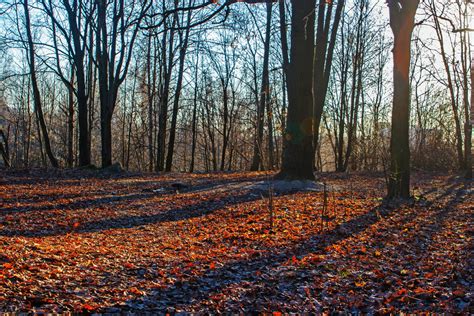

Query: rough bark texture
[387,0,419,199]
[277,0,316,180]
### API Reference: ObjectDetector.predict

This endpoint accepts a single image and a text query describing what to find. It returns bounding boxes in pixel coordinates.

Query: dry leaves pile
[0,170,472,313]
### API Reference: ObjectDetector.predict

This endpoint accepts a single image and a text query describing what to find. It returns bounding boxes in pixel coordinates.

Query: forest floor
[0,170,472,314]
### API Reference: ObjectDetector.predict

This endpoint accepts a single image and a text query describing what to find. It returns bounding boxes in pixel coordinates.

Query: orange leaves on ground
[354,281,366,287]
[123,262,135,269]
[325,244,345,255]
[2,263,13,269]
[0,171,471,313]
[129,287,144,295]
[81,303,96,312]
[301,254,325,265]
[291,255,298,265]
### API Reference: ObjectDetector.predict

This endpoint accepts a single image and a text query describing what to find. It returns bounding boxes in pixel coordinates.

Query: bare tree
[23,0,59,168]
[250,2,272,171]
[96,0,151,167]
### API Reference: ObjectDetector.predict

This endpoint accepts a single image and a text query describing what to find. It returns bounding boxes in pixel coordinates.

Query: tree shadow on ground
[0,186,287,237]
[113,182,471,313]
[1,173,270,211]
[106,203,394,312]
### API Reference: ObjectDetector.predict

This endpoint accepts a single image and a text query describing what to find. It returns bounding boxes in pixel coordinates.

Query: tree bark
[0,127,10,168]
[251,2,273,171]
[313,0,345,168]
[23,0,59,168]
[277,0,316,180]
[466,57,473,179]
[166,5,192,172]
[67,70,74,168]
[156,15,177,172]
[387,0,419,199]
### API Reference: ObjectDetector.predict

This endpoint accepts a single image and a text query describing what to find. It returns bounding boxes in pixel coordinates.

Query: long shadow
[1,174,270,212]
[1,170,270,186]
[1,191,157,213]
[1,170,126,186]
[115,182,472,312]
[349,184,471,312]
[0,188,283,237]
[99,202,394,312]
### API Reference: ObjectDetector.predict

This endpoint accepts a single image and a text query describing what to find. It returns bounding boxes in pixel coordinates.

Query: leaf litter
[0,170,472,313]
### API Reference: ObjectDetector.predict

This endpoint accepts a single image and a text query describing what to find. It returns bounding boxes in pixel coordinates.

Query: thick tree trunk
[76,78,90,167]
[97,0,111,168]
[277,0,316,180]
[387,0,419,199]
[70,27,90,167]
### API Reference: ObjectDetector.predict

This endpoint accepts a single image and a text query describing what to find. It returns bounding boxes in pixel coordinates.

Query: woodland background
[0,0,471,175]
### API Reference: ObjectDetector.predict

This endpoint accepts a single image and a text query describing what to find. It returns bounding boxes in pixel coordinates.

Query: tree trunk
[69,11,91,167]
[189,45,200,173]
[0,127,10,168]
[67,71,74,168]
[146,32,156,172]
[220,85,229,171]
[251,2,273,171]
[313,0,345,168]
[431,1,464,170]
[156,21,176,172]
[23,0,59,168]
[277,0,316,180]
[466,57,473,179]
[166,9,191,172]
[387,0,419,199]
